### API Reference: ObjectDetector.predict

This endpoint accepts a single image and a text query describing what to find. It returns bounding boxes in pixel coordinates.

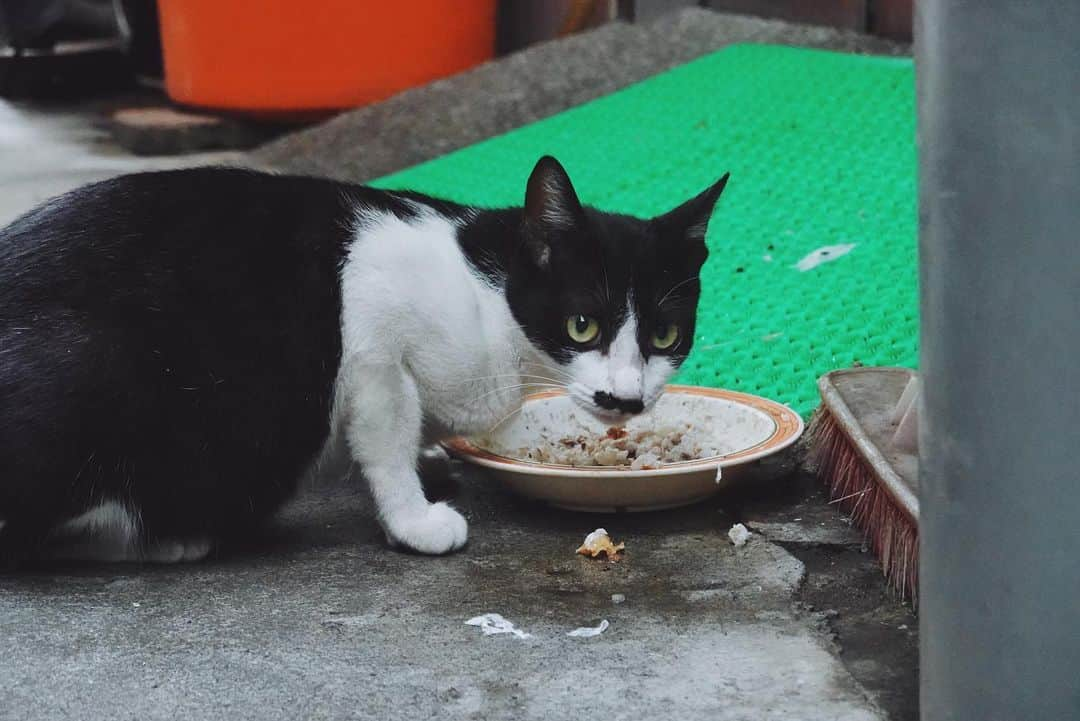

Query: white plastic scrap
[465,613,532,639]
[611,594,626,604]
[728,523,751,547]
[794,243,856,272]
[567,619,610,638]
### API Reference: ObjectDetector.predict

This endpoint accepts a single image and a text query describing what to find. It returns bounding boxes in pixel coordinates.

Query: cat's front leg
[344,363,467,554]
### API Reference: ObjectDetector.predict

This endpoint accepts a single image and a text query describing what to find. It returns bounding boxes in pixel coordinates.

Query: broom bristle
[806,407,919,604]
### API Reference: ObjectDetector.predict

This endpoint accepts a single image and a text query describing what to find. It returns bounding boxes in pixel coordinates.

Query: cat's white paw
[383,502,468,555]
[142,538,212,564]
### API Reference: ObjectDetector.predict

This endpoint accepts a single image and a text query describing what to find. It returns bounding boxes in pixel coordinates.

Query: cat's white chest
[338,206,527,434]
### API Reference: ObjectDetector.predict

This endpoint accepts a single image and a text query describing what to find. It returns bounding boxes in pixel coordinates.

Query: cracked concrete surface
[2,462,900,721]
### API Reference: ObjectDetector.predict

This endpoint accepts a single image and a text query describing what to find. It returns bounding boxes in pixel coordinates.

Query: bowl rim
[441,384,804,478]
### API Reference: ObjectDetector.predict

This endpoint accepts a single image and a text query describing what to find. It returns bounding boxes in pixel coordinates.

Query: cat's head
[506,156,729,421]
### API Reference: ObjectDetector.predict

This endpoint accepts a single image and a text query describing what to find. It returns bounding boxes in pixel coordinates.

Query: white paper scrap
[465,613,532,639]
[567,619,610,638]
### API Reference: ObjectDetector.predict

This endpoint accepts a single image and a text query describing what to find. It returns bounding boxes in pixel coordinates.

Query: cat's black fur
[0,161,725,563]
[1,169,358,559]
[500,157,724,366]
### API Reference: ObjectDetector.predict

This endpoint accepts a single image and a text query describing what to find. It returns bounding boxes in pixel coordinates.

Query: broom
[804,367,920,604]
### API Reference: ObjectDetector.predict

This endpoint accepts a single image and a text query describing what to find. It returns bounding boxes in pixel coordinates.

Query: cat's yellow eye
[566,314,600,344]
[651,323,680,350]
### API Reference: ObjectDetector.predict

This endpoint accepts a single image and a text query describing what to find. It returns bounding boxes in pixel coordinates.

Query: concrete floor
[0,100,238,227]
[3,463,915,721]
[0,9,916,721]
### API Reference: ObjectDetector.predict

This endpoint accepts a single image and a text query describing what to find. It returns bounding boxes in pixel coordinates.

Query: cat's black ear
[652,172,730,260]
[522,156,585,269]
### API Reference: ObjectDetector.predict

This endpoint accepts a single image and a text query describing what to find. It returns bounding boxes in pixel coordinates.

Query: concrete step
[250,8,905,182]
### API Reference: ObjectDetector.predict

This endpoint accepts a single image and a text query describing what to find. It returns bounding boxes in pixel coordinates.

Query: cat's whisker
[521,360,574,382]
[518,375,572,386]
[533,370,574,386]
[487,403,525,434]
[521,372,573,387]
[601,257,612,305]
[536,369,575,384]
[522,359,567,370]
[658,275,700,307]
[456,372,568,385]
[463,382,564,408]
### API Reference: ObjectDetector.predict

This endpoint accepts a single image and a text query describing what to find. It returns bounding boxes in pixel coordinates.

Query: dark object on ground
[109,106,292,155]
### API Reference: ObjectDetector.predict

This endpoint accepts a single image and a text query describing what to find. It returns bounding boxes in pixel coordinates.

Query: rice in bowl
[479,421,733,470]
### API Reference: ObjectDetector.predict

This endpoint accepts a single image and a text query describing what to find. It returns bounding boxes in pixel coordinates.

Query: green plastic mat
[372,44,917,418]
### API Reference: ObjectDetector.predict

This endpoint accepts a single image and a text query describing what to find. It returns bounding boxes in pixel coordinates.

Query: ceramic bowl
[442,385,804,512]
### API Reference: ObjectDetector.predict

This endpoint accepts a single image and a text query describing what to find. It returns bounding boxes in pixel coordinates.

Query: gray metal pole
[918,2,1080,720]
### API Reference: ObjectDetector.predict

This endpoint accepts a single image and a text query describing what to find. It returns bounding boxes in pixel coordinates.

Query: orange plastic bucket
[158,1,496,114]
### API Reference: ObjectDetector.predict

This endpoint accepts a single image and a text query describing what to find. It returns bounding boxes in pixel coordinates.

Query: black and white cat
[0,156,727,563]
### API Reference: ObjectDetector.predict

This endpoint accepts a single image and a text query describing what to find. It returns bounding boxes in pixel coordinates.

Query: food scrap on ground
[576,528,625,560]
[728,523,751,547]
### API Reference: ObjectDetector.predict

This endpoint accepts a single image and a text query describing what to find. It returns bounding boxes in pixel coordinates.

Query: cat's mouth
[586,408,638,424]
